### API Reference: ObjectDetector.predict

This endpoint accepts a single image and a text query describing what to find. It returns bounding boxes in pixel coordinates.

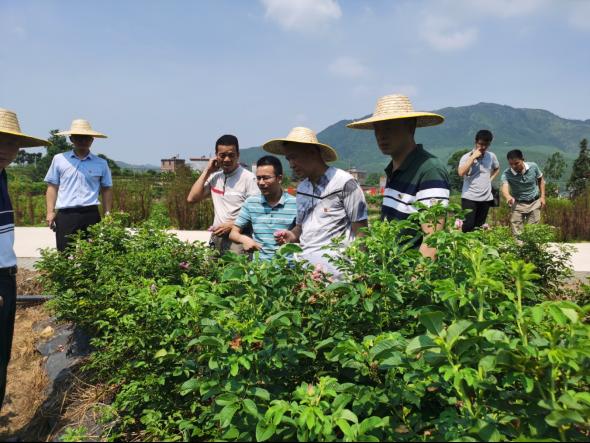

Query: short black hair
[215,134,239,154]
[507,149,524,161]
[256,155,283,176]
[475,129,493,143]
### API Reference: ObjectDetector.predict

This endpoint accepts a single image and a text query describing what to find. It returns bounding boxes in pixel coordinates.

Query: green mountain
[240,103,590,178]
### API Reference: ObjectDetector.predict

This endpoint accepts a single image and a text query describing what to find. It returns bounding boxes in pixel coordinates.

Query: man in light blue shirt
[229,155,297,260]
[45,119,113,251]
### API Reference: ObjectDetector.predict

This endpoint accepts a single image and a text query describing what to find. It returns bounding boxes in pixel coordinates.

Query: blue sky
[1,0,589,164]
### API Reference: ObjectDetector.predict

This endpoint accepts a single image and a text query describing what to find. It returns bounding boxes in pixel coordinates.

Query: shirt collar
[69,150,94,161]
[385,144,423,176]
[262,191,287,207]
[510,162,530,175]
[224,164,242,178]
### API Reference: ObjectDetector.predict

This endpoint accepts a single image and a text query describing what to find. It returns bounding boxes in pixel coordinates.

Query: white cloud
[462,0,548,18]
[260,0,342,31]
[328,56,369,79]
[568,1,590,31]
[420,16,478,51]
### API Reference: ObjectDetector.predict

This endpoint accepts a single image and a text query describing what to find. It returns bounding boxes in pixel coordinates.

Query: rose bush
[36,207,590,441]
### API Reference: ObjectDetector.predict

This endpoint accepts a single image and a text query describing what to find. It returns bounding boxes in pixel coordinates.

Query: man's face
[0,136,20,169]
[509,157,526,173]
[216,144,239,173]
[255,164,281,197]
[70,135,94,150]
[284,144,321,179]
[475,139,491,154]
[373,119,414,156]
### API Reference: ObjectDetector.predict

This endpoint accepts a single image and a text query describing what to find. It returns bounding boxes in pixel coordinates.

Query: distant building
[161,156,186,173]
[189,156,210,172]
[347,167,367,185]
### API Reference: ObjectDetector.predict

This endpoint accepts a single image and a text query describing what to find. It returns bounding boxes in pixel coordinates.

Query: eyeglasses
[256,175,276,182]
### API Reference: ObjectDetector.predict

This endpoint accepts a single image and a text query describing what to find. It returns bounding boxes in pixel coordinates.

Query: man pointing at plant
[0,108,49,411]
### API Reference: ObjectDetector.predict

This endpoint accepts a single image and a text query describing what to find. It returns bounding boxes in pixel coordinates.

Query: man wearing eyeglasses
[187,134,259,254]
[229,155,296,260]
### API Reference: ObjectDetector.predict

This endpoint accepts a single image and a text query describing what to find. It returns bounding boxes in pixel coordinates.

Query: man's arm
[229,225,261,251]
[46,184,59,227]
[101,187,113,214]
[419,220,444,260]
[187,158,217,203]
[490,168,500,182]
[457,150,481,177]
[351,220,368,238]
[501,182,514,206]
[538,176,546,208]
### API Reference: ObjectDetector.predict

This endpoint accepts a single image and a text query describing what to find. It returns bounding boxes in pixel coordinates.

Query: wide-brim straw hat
[347,94,444,129]
[0,108,50,148]
[262,127,338,162]
[57,119,107,138]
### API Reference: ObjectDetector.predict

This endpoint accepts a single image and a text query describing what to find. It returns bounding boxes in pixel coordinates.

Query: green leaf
[333,394,353,411]
[253,387,270,401]
[180,378,199,395]
[446,320,474,349]
[230,362,239,376]
[406,335,438,355]
[154,349,167,358]
[336,419,353,438]
[559,307,579,323]
[530,305,544,324]
[197,335,225,348]
[256,420,276,442]
[215,393,238,406]
[339,409,358,424]
[420,311,446,336]
[482,329,508,344]
[363,298,374,312]
[242,399,259,417]
[359,416,383,435]
[545,409,586,427]
[221,266,245,281]
[278,243,303,255]
[218,403,240,428]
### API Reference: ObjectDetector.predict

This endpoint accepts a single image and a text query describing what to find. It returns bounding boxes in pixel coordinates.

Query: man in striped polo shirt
[229,155,296,260]
[348,94,450,258]
[0,108,49,411]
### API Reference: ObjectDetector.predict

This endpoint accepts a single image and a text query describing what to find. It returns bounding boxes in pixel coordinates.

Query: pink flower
[179,261,190,270]
[454,219,464,230]
[482,223,490,230]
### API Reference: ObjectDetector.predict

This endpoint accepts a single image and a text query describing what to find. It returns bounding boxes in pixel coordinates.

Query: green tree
[447,148,470,192]
[31,130,72,181]
[97,153,121,175]
[543,151,566,196]
[365,173,381,187]
[567,138,590,198]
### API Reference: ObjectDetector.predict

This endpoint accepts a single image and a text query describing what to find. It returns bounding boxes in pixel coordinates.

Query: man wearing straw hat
[44,119,113,252]
[187,134,259,254]
[348,94,450,258]
[263,127,368,277]
[0,108,50,411]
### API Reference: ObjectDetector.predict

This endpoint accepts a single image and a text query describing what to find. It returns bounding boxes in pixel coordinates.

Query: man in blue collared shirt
[44,119,113,251]
[0,108,49,411]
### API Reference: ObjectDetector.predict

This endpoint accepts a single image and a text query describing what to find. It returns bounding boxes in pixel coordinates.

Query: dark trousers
[461,199,492,233]
[0,268,17,412]
[56,206,101,252]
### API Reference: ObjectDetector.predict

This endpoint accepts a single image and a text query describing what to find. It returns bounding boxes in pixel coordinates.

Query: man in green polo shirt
[501,149,546,235]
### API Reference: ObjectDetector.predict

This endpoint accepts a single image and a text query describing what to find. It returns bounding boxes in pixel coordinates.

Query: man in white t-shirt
[263,127,368,277]
[187,134,259,254]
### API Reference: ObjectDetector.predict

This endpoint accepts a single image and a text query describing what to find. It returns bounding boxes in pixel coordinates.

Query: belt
[0,266,17,277]
[58,205,99,214]
[516,196,539,204]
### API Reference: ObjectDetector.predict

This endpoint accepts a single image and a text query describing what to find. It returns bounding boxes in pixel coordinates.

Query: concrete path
[13,227,590,273]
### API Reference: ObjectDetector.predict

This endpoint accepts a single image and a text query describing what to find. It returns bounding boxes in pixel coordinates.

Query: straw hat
[57,119,107,138]
[347,94,444,129]
[0,108,50,147]
[262,127,338,162]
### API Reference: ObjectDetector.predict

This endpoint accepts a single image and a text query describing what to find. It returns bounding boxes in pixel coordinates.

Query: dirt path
[0,305,50,439]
